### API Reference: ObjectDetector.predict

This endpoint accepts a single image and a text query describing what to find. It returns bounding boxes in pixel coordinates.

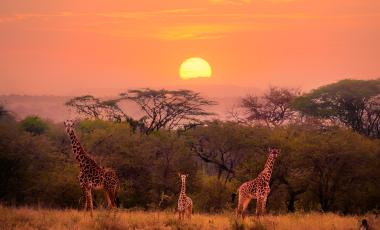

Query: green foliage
[188,120,266,180]
[0,123,35,201]
[17,115,50,135]
[292,78,380,138]
[192,175,235,213]
[291,124,378,212]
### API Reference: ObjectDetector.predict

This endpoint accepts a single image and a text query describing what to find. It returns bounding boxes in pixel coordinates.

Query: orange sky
[0,0,379,96]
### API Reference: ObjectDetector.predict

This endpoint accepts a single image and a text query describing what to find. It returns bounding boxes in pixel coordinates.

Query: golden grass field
[0,205,379,230]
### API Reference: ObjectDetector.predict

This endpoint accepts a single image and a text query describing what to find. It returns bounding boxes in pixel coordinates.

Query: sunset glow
[0,0,379,96]
[180,58,212,79]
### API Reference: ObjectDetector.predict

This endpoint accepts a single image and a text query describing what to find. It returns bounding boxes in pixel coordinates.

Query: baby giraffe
[178,174,193,223]
[232,147,281,220]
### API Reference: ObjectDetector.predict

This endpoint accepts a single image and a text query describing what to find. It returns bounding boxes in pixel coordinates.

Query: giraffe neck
[180,179,186,197]
[258,154,276,184]
[68,129,100,170]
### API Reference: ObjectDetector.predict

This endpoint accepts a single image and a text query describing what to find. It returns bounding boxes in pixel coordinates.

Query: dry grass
[0,205,379,230]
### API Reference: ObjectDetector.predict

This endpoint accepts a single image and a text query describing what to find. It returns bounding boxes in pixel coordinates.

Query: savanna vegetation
[1,80,380,229]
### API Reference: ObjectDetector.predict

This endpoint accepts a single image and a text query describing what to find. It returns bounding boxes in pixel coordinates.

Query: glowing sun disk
[180,58,211,79]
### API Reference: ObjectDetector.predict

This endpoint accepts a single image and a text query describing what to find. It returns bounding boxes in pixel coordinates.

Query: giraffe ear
[268,148,271,152]
[63,121,66,125]
[179,174,181,177]
[278,149,281,153]
[186,174,189,177]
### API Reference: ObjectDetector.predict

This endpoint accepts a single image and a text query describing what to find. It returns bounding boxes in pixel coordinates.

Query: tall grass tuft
[0,204,379,229]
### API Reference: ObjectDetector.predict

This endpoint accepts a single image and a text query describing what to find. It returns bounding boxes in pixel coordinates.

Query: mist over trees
[1,79,380,215]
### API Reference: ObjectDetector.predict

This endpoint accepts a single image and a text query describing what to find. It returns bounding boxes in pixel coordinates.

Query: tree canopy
[231,86,300,127]
[120,88,218,134]
[17,115,50,135]
[292,79,380,138]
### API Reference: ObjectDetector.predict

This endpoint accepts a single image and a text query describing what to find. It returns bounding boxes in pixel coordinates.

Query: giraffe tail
[231,190,239,202]
[116,180,121,208]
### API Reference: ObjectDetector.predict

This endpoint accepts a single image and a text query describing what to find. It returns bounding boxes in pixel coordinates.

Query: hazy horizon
[0,85,250,122]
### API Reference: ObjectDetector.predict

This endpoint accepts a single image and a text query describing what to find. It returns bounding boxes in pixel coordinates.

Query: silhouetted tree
[120,88,218,134]
[231,86,300,127]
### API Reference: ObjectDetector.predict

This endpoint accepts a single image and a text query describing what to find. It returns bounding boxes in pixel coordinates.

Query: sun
[180,58,211,79]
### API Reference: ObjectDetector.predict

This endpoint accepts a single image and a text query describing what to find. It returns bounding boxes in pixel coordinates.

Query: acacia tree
[187,120,264,182]
[65,95,144,131]
[120,88,218,134]
[230,86,300,127]
[292,79,380,138]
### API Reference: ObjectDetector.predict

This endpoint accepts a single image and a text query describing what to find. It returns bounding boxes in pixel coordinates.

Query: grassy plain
[0,205,379,230]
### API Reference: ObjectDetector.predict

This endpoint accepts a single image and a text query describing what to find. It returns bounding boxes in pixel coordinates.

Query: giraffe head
[179,174,189,181]
[269,147,281,159]
[63,120,75,134]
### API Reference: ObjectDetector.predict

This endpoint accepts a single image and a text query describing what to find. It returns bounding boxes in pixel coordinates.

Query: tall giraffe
[232,147,281,220]
[178,174,193,222]
[64,120,119,219]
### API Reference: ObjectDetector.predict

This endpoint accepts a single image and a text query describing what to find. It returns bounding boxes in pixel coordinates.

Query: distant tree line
[1,80,380,215]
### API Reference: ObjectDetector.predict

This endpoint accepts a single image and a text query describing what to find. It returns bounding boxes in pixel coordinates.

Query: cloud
[0,8,207,23]
[101,23,269,40]
[209,0,299,4]
[209,0,251,5]
[3,6,380,41]
[2,7,380,25]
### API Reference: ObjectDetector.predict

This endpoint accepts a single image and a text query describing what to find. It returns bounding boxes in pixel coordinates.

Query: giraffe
[178,174,193,222]
[232,147,281,220]
[64,120,120,219]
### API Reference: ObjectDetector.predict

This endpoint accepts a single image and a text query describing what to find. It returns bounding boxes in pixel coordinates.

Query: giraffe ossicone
[64,120,120,219]
[178,174,193,222]
[232,147,281,220]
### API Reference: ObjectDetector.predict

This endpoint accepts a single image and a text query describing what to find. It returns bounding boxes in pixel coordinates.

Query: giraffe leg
[186,205,192,222]
[235,198,244,220]
[86,189,93,218]
[261,196,268,216]
[178,209,181,221]
[105,189,117,218]
[241,197,251,221]
[105,190,112,209]
[256,198,262,217]
[186,208,189,225]
[80,185,87,219]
